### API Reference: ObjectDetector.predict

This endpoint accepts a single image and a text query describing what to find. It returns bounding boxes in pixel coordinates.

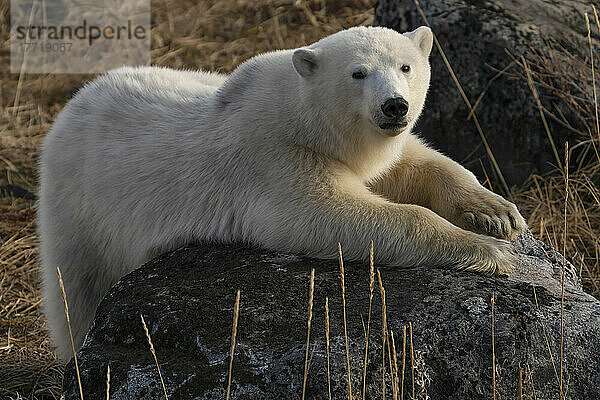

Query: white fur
[38,26,526,359]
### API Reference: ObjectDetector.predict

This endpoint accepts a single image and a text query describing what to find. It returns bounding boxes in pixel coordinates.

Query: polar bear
[38,26,527,359]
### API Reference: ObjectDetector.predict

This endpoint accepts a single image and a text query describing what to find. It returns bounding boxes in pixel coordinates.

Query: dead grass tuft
[0,216,61,399]
[510,29,600,298]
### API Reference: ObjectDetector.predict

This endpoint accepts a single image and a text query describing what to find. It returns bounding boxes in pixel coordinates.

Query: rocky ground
[64,234,600,399]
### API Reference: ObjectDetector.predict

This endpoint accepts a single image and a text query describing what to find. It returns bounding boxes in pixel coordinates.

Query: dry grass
[324,296,331,400]
[518,366,523,400]
[376,269,387,399]
[412,0,510,195]
[105,365,110,400]
[390,330,400,398]
[510,33,600,297]
[141,314,169,400]
[361,241,375,400]
[409,322,415,400]
[2,0,600,398]
[491,293,497,400]
[401,325,407,400]
[301,269,315,400]
[338,243,353,400]
[0,215,61,398]
[225,290,241,400]
[56,267,83,400]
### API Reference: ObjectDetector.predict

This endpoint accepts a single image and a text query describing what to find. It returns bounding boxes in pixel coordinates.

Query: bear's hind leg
[40,240,116,361]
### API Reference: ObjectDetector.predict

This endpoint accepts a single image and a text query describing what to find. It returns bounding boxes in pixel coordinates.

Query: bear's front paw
[454,190,527,241]
[456,234,517,275]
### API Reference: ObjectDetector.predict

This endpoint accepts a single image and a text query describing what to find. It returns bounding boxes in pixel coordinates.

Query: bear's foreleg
[370,134,527,240]
[255,183,516,274]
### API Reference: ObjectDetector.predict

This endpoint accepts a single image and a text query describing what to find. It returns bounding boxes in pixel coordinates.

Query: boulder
[63,233,600,399]
[374,0,592,185]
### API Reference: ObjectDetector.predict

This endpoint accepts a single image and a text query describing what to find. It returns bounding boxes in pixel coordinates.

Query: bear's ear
[292,48,318,78]
[404,26,433,57]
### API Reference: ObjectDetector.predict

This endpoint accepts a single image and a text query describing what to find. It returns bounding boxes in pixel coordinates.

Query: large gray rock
[374,0,591,185]
[63,234,600,399]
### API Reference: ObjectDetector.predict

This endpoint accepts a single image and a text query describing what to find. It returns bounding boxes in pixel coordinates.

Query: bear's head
[289,26,433,180]
[292,26,433,139]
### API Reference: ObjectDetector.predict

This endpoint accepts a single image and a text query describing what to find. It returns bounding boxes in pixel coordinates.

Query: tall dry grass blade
[161,0,175,35]
[362,240,375,400]
[479,159,495,192]
[401,326,406,400]
[412,0,510,195]
[387,327,397,400]
[302,268,316,400]
[361,314,367,338]
[226,290,241,400]
[409,322,415,400]
[325,297,332,400]
[377,269,396,400]
[391,331,400,398]
[593,4,600,64]
[467,61,516,120]
[106,364,110,400]
[272,12,286,49]
[491,293,497,400]
[377,271,399,400]
[298,1,319,27]
[586,12,600,162]
[377,269,387,400]
[560,142,569,400]
[522,56,563,172]
[518,366,523,400]
[338,243,353,400]
[307,341,318,374]
[140,314,168,400]
[57,267,84,400]
[532,287,560,385]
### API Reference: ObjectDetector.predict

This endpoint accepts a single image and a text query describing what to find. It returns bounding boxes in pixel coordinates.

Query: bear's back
[77,66,227,109]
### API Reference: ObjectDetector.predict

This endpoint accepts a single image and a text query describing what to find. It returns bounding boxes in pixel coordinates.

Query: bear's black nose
[381,97,409,118]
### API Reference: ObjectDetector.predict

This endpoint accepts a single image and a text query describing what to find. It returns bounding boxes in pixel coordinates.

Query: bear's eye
[401,65,411,73]
[352,71,366,80]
